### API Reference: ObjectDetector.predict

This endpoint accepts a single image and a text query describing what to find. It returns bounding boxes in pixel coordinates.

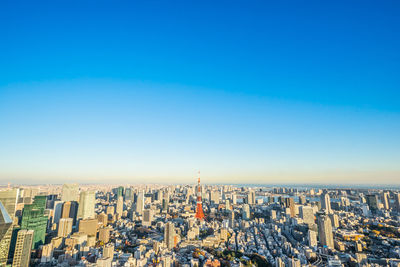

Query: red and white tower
[195,172,205,220]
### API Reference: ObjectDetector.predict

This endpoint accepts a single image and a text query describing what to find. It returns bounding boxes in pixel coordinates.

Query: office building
[242,204,250,220]
[12,229,34,267]
[317,214,334,249]
[0,189,18,265]
[321,192,332,214]
[164,222,175,249]
[135,191,144,215]
[116,186,124,199]
[299,206,315,225]
[247,190,255,205]
[99,227,111,243]
[20,196,47,249]
[77,191,95,220]
[58,218,73,237]
[366,194,379,212]
[78,218,97,236]
[61,184,79,202]
[0,200,13,266]
[103,243,114,259]
[142,209,153,227]
[382,192,390,210]
[116,196,123,218]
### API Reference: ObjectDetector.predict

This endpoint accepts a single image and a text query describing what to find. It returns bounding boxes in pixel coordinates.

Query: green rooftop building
[20,196,47,249]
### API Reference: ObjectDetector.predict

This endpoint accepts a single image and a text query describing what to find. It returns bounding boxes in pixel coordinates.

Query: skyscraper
[124,188,134,202]
[78,218,98,236]
[366,194,379,212]
[162,193,169,213]
[12,229,34,267]
[321,192,332,214]
[395,193,400,212]
[135,191,144,215]
[242,204,250,220]
[299,206,315,225]
[308,230,318,247]
[20,196,47,249]
[142,209,153,227]
[164,222,175,250]
[77,191,95,220]
[61,201,78,225]
[382,192,390,210]
[0,200,13,266]
[247,190,255,205]
[317,214,334,249]
[57,218,73,237]
[61,184,79,202]
[229,210,235,228]
[285,197,296,217]
[0,189,18,266]
[117,186,124,199]
[52,201,64,224]
[116,196,123,218]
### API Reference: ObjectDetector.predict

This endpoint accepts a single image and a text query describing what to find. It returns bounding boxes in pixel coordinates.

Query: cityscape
[0,180,400,266]
[1,0,400,267]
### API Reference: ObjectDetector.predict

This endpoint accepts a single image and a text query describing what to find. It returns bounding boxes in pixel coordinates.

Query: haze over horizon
[1,1,399,185]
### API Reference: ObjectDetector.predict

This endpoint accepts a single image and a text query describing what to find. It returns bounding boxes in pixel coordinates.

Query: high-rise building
[164,222,175,249]
[52,201,64,224]
[135,191,144,215]
[299,195,307,205]
[317,214,334,249]
[116,196,123,218]
[142,209,153,227]
[321,192,332,214]
[61,201,78,225]
[366,194,379,212]
[0,189,18,265]
[98,213,108,227]
[78,218,97,236]
[232,194,237,205]
[285,197,296,217]
[395,193,400,212]
[116,186,124,199]
[41,243,53,263]
[247,190,255,205]
[382,192,390,210]
[103,243,114,259]
[20,196,47,249]
[299,206,314,225]
[308,230,318,247]
[124,188,134,202]
[58,218,73,237]
[0,200,13,266]
[77,191,95,220]
[12,229,34,267]
[229,210,235,228]
[242,204,250,220]
[329,213,340,228]
[162,193,169,213]
[209,191,220,204]
[61,184,79,202]
[99,227,111,243]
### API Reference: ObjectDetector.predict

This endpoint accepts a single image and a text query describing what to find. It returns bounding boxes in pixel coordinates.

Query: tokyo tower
[195,172,205,220]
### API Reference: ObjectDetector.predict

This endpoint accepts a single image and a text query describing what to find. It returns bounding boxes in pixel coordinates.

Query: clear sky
[1,0,399,185]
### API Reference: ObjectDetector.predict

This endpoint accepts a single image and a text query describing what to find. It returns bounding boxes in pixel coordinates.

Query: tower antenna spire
[195,171,205,220]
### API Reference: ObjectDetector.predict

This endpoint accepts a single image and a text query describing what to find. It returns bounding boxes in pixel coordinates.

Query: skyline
[1,1,400,184]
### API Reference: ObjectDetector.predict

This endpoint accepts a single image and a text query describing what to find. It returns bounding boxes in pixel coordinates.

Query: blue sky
[1,1,399,184]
